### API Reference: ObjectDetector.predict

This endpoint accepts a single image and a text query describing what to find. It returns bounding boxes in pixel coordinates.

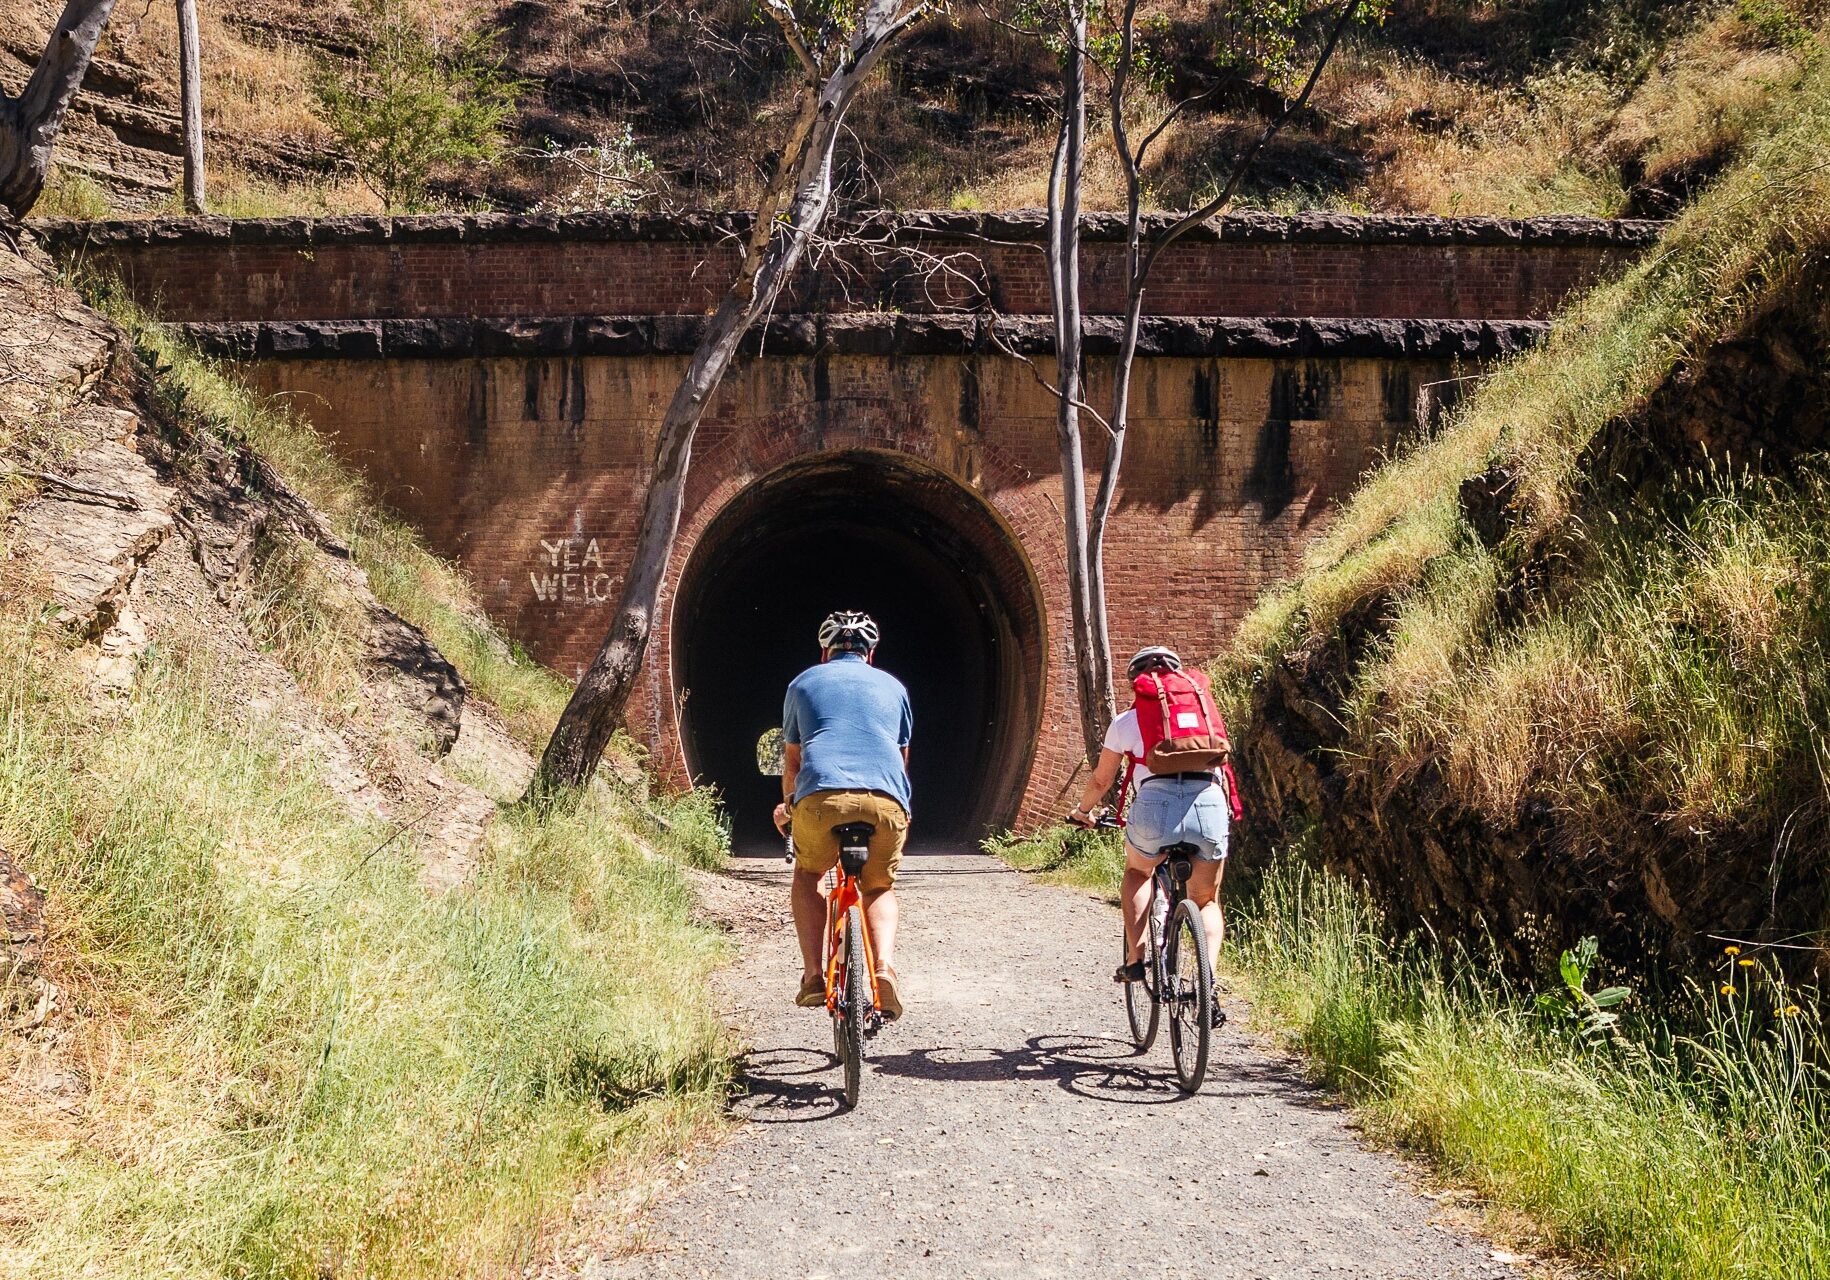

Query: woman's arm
[1068,748,1126,825]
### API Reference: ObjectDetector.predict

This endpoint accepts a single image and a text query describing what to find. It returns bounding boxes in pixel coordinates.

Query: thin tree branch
[2,466,139,508]
[1134,85,1220,169]
[984,322,1114,437]
[760,0,821,78]
[1139,0,1360,283]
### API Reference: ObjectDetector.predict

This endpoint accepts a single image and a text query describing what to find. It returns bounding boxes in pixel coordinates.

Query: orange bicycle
[788,820,884,1107]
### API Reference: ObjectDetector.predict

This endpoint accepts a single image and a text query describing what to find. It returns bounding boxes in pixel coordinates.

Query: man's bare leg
[862,887,898,972]
[791,867,826,984]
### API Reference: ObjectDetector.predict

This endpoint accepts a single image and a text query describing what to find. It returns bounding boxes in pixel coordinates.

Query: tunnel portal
[673,451,1047,847]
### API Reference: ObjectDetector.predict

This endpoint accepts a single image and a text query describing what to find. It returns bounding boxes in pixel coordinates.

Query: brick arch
[636,405,1082,832]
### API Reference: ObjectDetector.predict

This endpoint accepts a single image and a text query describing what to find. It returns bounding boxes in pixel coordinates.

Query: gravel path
[580,848,1529,1280]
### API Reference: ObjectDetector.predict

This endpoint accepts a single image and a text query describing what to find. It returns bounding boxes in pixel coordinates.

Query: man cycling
[1068,645,1230,1028]
[773,610,913,1021]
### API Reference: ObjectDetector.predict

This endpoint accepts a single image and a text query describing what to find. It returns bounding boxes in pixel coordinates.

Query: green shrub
[315,0,527,212]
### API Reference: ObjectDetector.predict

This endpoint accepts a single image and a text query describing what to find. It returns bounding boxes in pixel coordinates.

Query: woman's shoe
[795,973,825,1007]
[1113,959,1146,983]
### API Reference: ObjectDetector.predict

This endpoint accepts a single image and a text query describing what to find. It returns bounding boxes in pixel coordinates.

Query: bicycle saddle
[832,822,875,876]
[1160,841,1199,881]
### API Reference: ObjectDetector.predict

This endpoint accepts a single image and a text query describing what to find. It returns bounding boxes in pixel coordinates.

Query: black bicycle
[1099,817,1213,1093]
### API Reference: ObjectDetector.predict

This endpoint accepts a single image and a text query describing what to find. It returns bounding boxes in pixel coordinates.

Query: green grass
[985,828,1830,1278]
[1,273,736,1276]
[1232,860,1830,1280]
[0,611,729,1279]
[982,823,1127,901]
[1215,32,1830,842]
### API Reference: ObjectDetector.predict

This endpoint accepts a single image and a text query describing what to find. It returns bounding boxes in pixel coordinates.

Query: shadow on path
[885,1032,1336,1106]
[731,1045,849,1123]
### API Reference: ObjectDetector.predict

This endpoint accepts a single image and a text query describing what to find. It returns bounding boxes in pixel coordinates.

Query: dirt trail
[575,848,1529,1280]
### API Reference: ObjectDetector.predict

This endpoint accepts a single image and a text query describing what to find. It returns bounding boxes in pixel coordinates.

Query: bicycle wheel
[839,904,870,1108]
[1123,901,1161,1050]
[1164,898,1212,1093]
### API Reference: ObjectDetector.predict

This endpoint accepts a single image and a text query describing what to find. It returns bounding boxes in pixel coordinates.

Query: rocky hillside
[1220,43,1830,978]
[0,240,731,1276]
[4,0,1823,218]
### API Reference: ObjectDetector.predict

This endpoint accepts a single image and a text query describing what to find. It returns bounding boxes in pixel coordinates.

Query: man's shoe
[1113,960,1146,984]
[875,968,903,1021]
[1210,1001,1228,1030]
[795,973,825,1008]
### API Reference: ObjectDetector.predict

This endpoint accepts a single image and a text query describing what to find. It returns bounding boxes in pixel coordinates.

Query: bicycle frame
[822,864,883,1018]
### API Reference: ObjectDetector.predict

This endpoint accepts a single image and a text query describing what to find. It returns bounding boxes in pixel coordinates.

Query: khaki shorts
[790,789,909,894]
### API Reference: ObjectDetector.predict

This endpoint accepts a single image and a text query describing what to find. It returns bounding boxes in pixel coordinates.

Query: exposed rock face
[0,238,519,901]
[1234,257,1830,978]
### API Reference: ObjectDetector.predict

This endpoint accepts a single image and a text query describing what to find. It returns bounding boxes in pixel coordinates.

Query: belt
[1142,771,1215,785]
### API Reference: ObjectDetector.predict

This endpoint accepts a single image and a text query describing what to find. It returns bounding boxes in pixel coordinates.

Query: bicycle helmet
[1126,645,1182,678]
[818,610,880,653]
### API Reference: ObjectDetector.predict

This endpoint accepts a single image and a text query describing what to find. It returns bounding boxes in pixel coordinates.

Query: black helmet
[818,610,880,653]
[1126,645,1182,678]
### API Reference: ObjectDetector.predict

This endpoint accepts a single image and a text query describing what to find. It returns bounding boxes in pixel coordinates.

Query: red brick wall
[85,236,1626,324]
[244,350,1439,830]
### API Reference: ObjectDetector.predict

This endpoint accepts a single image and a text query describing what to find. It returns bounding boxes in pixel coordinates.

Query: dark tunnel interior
[673,453,1044,849]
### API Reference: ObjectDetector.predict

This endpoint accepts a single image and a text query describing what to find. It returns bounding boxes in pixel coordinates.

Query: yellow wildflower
[1738,959,1755,968]
[1784,1006,1801,1017]
[1721,984,1736,996]
[1724,945,1741,956]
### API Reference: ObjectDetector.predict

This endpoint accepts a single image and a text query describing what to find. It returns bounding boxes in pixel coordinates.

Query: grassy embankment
[0,288,732,1278]
[990,33,1830,1280]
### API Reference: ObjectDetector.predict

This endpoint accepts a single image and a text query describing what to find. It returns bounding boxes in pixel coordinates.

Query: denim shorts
[1126,777,1230,861]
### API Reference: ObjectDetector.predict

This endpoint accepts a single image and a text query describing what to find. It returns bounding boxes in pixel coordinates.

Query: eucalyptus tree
[529,0,941,805]
[1088,0,1373,673]
[176,0,205,212]
[0,0,120,221]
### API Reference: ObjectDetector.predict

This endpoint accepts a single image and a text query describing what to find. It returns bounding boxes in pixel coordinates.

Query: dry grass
[1224,37,1830,834]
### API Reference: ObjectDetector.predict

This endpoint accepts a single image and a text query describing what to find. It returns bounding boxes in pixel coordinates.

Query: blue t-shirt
[783,653,913,813]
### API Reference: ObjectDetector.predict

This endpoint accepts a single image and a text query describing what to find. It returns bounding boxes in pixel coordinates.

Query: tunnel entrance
[673,451,1046,847]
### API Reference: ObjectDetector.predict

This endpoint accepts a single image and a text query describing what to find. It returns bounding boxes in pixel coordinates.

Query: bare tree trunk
[528,0,931,805]
[1088,0,1146,675]
[175,0,205,213]
[1045,0,1110,766]
[0,0,120,221]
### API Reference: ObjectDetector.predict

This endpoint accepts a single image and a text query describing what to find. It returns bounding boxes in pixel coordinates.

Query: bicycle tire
[840,905,869,1108]
[1123,901,1161,1050]
[1164,898,1213,1093]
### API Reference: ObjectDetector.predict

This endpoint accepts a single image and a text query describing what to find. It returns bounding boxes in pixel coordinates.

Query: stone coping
[38,209,1665,249]
[176,313,1550,361]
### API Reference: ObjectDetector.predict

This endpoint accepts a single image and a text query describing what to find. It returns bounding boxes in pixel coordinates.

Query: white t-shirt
[1105,708,1219,786]
[1104,709,1154,780]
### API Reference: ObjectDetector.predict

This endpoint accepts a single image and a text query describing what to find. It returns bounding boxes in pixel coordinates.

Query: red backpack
[1131,667,1245,822]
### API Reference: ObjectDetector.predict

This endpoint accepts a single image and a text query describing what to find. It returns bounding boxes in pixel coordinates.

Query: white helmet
[1127,645,1182,678]
[818,610,880,653]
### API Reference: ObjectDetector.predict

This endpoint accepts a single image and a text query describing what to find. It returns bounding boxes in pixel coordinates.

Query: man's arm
[782,743,802,803]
